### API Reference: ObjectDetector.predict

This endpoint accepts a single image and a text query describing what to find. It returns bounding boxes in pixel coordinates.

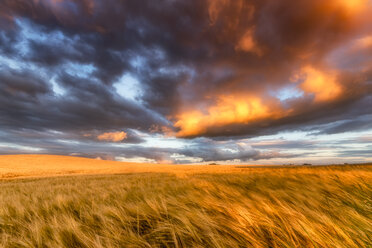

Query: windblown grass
[0,165,371,247]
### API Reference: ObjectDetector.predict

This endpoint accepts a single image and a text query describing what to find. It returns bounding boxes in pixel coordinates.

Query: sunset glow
[97,131,128,143]
[299,66,342,102]
[175,95,283,137]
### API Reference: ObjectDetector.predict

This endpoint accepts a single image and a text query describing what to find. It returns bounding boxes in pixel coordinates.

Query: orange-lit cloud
[354,35,372,50]
[235,27,262,56]
[150,125,175,137]
[298,66,342,102]
[174,64,352,137]
[336,0,367,15]
[175,95,286,137]
[97,131,127,142]
[208,0,226,25]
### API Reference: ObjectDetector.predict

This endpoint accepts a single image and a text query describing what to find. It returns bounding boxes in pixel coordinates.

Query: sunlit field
[0,155,245,179]
[0,157,371,248]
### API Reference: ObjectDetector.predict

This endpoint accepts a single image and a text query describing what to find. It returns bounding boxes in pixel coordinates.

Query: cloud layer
[0,0,371,163]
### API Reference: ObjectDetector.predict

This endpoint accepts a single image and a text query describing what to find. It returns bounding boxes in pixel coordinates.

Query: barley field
[0,162,371,247]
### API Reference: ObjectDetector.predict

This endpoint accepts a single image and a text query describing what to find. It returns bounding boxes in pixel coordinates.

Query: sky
[0,0,371,165]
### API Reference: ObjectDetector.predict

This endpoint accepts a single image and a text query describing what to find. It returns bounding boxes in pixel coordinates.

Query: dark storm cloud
[1,0,369,69]
[0,0,371,162]
[0,68,51,97]
[0,66,167,133]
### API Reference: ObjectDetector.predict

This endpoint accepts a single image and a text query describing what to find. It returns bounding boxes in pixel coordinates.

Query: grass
[0,165,371,247]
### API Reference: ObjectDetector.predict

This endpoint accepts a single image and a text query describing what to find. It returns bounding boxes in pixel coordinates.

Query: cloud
[316,114,372,135]
[97,131,127,142]
[235,27,262,56]
[297,66,342,103]
[175,95,286,137]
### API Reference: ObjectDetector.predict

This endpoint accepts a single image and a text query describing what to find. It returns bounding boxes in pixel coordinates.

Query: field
[0,155,244,179]
[0,156,371,247]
